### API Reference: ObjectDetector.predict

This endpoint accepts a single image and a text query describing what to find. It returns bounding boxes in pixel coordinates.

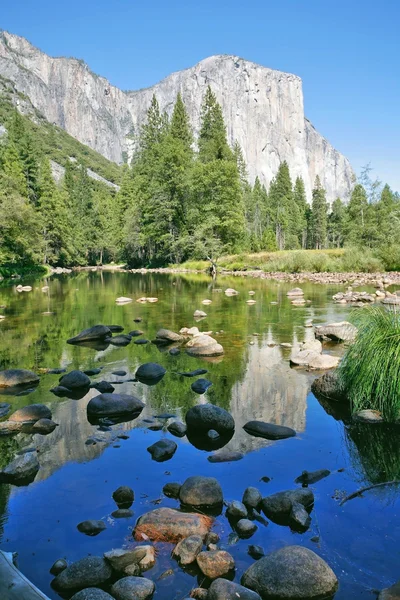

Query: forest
[0,85,399,273]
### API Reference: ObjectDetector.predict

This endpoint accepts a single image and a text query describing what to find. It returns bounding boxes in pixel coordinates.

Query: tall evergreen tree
[328,198,346,248]
[170,93,193,152]
[268,161,296,250]
[293,176,308,248]
[311,176,328,249]
[198,86,232,162]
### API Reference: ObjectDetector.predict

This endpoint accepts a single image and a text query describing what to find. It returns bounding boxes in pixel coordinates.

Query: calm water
[0,272,399,599]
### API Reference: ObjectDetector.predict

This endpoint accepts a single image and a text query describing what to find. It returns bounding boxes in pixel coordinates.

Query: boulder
[71,590,115,600]
[50,559,68,576]
[104,547,148,572]
[208,579,261,600]
[248,545,265,560]
[353,409,383,423]
[156,328,183,342]
[110,576,155,600]
[290,350,340,369]
[9,404,52,423]
[113,486,134,506]
[84,368,102,376]
[236,519,257,537]
[178,369,208,378]
[134,507,212,543]
[173,534,204,565]
[294,469,330,485]
[112,509,134,519]
[225,288,239,296]
[115,297,133,304]
[185,404,234,435]
[0,369,39,388]
[261,489,314,524]
[147,439,177,462]
[314,321,357,342]
[242,487,262,509]
[31,418,58,434]
[163,482,181,498]
[193,310,207,318]
[107,325,124,333]
[186,335,224,357]
[107,335,132,346]
[91,381,115,394]
[0,402,10,418]
[179,476,223,509]
[87,393,144,418]
[167,421,187,437]
[52,556,112,593]
[226,501,248,520]
[243,421,296,440]
[134,339,149,345]
[379,581,400,599]
[289,502,311,531]
[0,451,39,485]
[59,370,91,390]
[135,363,166,384]
[208,451,243,463]
[287,288,304,297]
[67,325,111,344]
[196,550,235,579]
[77,520,106,536]
[311,371,346,402]
[241,545,338,600]
[191,379,213,394]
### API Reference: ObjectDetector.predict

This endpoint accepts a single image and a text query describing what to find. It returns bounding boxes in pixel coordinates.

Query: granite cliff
[0,31,355,201]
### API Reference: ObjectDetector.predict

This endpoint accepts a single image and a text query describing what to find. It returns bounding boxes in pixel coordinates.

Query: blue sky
[2,0,399,192]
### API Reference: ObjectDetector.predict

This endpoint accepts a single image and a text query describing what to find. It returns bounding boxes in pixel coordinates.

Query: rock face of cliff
[0,30,354,201]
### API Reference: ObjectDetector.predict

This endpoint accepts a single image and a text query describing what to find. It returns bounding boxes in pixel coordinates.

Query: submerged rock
[185,404,235,435]
[236,518,258,538]
[0,369,39,388]
[112,509,134,519]
[147,439,177,462]
[52,556,113,593]
[379,580,400,599]
[111,577,155,600]
[179,476,223,509]
[31,418,58,434]
[135,363,166,384]
[71,589,115,600]
[290,350,340,369]
[113,486,134,506]
[0,450,39,485]
[163,482,181,498]
[191,378,213,394]
[167,421,187,437]
[208,579,261,600]
[295,469,330,485]
[84,368,102,376]
[104,547,147,572]
[77,520,106,536]
[243,420,296,440]
[107,334,132,346]
[208,451,243,463]
[287,287,304,297]
[196,550,235,579]
[59,370,91,390]
[241,545,338,600]
[178,369,208,377]
[134,507,213,542]
[87,393,144,419]
[290,502,311,531]
[67,325,111,344]
[173,534,204,565]
[0,402,11,418]
[91,381,115,394]
[226,500,248,520]
[248,545,265,560]
[129,330,144,337]
[353,409,383,423]
[242,487,262,509]
[261,489,314,524]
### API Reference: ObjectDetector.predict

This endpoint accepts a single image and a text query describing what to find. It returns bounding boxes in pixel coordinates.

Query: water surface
[0,273,399,599]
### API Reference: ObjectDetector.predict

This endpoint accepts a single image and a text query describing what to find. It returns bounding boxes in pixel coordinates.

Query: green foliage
[198,86,232,162]
[328,197,346,248]
[339,307,400,422]
[311,175,328,249]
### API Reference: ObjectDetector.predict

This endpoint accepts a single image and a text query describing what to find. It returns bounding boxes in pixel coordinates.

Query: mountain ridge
[0,30,355,202]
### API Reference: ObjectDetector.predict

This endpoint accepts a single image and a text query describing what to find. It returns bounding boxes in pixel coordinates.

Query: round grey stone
[111,576,155,600]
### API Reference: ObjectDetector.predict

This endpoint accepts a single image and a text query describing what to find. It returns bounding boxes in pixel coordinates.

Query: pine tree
[268,161,296,250]
[170,92,193,152]
[293,176,308,248]
[141,95,168,154]
[345,184,369,245]
[1,140,28,197]
[328,198,346,248]
[246,177,268,251]
[311,176,328,249]
[7,110,39,204]
[198,86,232,162]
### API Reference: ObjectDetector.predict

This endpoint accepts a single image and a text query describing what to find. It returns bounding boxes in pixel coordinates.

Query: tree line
[0,88,399,270]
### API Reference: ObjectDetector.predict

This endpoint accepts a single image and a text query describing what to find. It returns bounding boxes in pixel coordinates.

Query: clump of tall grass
[338,306,400,421]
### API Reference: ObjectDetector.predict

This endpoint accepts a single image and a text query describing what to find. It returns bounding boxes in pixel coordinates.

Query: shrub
[338,306,400,421]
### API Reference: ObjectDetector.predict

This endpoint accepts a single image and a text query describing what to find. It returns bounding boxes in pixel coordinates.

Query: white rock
[116,297,132,304]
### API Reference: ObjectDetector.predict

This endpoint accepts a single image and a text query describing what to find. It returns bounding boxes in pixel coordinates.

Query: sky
[2,0,399,192]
